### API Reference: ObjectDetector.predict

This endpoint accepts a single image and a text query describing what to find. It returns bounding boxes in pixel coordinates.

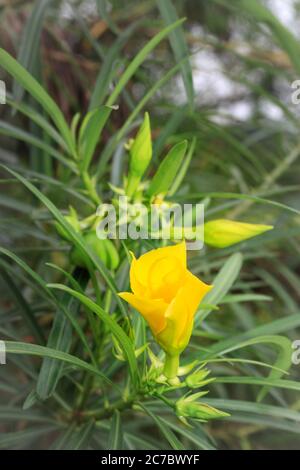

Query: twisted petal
[130,241,187,301]
[118,292,168,335]
[158,272,213,352]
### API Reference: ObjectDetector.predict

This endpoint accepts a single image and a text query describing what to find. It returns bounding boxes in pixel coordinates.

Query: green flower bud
[185,369,214,388]
[55,207,81,242]
[70,231,119,270]
[176,394,230,421]
[204,219,273,248]
[126,112,152,198]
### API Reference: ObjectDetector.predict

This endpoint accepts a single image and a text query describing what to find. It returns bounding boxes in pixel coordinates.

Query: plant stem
[83,395,140,420]
[163,353,179,379]
[82,171,101,205]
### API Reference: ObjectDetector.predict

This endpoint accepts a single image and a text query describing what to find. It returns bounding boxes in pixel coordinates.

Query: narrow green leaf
[65,420,95,450]
[197,252,243,322]
[233,0,300,74]
[5,341,113,385]
[202,335,292,401]
[7,95,68,151]
[89,22,141,109]
[0,269,45,344]
[79,106,113,172]
[36,268,89,400]
[0,247,54,300]
[221,293,273,304]
[96,0,120,35]
[174,191,300,217]
[0,48,75,156]
[0,426,58,449]
[169,137,196,196]
[0,120,75,171]
[106,19,185,106]
[159,416,215,450]
[205,398,300,424]
[156,0,194,106]
[138,403,184,450]
[215,376,300,393]
[0,406,54,423]
[48,283,139,387]
[147,140,188,198]
[13,0,53,103]
[108,410,123,450]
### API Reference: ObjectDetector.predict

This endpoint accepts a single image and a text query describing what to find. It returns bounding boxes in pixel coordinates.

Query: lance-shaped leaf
[0,48,75,157]
[79,105,113,172]
[13,0,53,104]
[156,0,194,107]
[36,268,89,400]
[147,140,187,198]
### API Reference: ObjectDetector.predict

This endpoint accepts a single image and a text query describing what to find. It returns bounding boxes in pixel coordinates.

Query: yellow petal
[180,271,213,321]
[148,255,186,302]
[129,255,149,297]
[118,292,167,335]
[158,272,212,353]
[130,241,186,293]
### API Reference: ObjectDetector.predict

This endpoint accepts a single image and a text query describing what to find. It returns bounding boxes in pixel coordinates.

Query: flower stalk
[163,353,180,379]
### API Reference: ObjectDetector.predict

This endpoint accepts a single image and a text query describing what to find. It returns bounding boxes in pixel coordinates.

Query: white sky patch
[59,0,97,20]
[226,101,254,121]
[174,50,247,106]
[267,0,300,36]
[259,99,284,120]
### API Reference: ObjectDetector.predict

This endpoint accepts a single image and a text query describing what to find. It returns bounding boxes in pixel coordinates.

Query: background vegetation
[1,0,300,450]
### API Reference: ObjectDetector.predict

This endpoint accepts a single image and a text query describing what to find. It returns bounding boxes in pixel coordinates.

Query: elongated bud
[176,394,230,421]
[126,112,152,198]
[204,219,273,248]
[70,231,119,269]
[55,207,81,242]
[185,369,214,388]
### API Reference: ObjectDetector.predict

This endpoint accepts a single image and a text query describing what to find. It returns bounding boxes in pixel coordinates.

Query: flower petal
[181,271,213,320]
[158,272,213,352]
[130,241,187,292]
[148,255,186,302]
[129,255,150,297]
[118,292,168,335]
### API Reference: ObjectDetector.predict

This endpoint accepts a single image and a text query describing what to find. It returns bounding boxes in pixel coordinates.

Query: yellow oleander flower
[118,241,212,378]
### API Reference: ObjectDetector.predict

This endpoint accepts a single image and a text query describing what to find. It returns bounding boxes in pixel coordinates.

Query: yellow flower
[118,241,212,378]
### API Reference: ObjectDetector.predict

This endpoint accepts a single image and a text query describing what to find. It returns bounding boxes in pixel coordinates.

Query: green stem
[83,395,140,420]
[163,353,180,379]
[82,171,101,205]
[126,174,140,198]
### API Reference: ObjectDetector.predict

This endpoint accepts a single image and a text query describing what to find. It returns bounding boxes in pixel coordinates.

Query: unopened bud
[126,113,152,198]
[204,219,273,248]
